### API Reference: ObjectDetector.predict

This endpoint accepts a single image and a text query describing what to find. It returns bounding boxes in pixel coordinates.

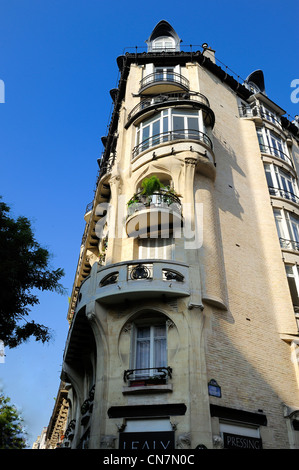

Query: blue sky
[0,0,298,448]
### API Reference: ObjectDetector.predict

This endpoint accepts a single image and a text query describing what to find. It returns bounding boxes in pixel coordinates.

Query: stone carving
[100,435,117,449]
[177,433,191,449]
[213,434,224,449]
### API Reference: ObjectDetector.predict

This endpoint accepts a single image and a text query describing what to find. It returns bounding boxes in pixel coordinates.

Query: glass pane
[152,119,161,146]
[173,116,184,139]
[187,117,199,139]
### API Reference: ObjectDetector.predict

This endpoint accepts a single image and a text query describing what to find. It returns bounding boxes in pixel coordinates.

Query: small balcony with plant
[126,175,183,238]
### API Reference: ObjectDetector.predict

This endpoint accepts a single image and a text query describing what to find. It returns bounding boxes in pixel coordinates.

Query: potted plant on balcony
[140,175,164,204]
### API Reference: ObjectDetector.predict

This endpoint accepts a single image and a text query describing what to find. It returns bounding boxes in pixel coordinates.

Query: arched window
[152,36,175,51]
[130,313,168,380]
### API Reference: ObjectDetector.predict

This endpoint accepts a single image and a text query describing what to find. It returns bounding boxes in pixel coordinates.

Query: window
[135,108,205,156]
[257,127,290,164]
[132,321,167,378]
[264,163,298,203]
[138,237,174,260]
[286,265,299,308]
[155,67,175,81]
[274,208,299,250]
[152,37,175,51]
[259,104,281,128]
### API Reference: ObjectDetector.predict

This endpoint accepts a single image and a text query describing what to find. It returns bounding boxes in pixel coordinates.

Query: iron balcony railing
[239,105,282,129]
[127,189,182,217]
[268,186,299,205]
[139,71,189,92]
[132,129,212,158]
[279,238,299,251]
[123,366,173,383]
[127,92,210,123]
[259,144,294,168]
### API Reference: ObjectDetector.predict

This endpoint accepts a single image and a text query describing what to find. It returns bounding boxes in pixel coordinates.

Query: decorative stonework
[177,433,191,449]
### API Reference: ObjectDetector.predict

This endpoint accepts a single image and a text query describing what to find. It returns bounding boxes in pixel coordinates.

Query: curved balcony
[268,186,299,205]
[279,237,299,252]
[259,144,294,170]
[126,92,214,129]
[239,105,282,130]
[132,129,213,159]
[126,189,183,238]
[139,71,189,95]
[75,259,190,307]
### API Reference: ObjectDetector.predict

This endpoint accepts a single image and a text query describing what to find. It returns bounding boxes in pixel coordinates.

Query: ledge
[122,384,173,394]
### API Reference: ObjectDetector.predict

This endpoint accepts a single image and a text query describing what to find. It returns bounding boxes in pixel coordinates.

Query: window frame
[264,163,298,203]
[135,107,205,154]
[257,127,290,163]
[131,319,168,379]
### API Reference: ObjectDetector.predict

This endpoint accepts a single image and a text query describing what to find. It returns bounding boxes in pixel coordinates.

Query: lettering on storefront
[223,432,262,449]
[119,431,174,450]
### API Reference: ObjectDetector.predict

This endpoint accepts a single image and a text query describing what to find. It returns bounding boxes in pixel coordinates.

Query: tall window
[285,265,299,308]
[257,128,290,164]
[264,163,298,203]
[132,321,167,378]
[274,208,299,250]
[135,108,204,155]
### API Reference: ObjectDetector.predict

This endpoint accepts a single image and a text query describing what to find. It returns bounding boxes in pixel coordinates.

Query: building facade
[51,21,299,450]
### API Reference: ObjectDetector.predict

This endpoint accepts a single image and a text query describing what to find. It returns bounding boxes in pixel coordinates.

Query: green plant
[140,175,165,196]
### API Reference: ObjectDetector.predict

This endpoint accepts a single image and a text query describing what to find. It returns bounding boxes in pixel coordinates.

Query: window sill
[122,384,173,394]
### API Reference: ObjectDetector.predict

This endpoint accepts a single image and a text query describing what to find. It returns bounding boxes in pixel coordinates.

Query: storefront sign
[223,432,262,449]
[119,431,175,450]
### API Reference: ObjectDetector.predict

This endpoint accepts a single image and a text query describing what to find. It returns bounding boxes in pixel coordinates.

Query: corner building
[58,21,299,449]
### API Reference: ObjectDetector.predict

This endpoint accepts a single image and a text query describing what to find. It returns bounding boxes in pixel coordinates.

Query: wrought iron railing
[132,129,212,158]
[124,366,172,383]
[279,238,299,251]
[239,105,282,128]
[139,71,189,92]
[127,189,182,217]
[127,92,210,123]
[259,144,293,168]
[268,186,299,204]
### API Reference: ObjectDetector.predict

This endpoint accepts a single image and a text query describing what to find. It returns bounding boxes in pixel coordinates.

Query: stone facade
[49,21,299,449]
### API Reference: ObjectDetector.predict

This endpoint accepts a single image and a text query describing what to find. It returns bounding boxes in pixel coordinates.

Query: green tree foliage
[0,393,27,449]
[0,199,65,348]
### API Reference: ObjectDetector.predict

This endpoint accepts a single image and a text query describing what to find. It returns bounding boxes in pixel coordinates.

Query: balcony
[126,189,183,238]
[279,238,299,252]
[76,259,190,308]
[268,186,299,205]
[239,105,282,129]
[259,144,294,169]
[139,71,189,95]
[123,367,173,394]
[132,129,213,159]
[126,92,214,128]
